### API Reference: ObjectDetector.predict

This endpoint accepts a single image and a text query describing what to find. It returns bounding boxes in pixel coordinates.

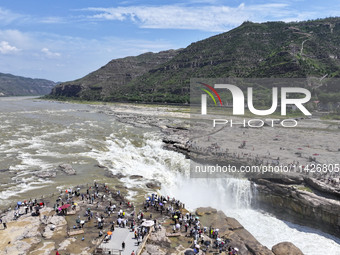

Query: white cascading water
[162,172,340,255]
[96,131,340,255]
[161,177,253,210]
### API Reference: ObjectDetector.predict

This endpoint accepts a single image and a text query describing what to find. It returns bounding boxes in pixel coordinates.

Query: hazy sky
[0,0,339,82]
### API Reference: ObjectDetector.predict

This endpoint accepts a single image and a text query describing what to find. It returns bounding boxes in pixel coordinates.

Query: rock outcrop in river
[253,178,340,237]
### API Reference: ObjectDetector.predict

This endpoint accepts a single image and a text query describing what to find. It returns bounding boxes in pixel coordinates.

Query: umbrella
[159,203,163,206]
[204,240,211,246]
[80,220,85,224]
[74,203,78,206]
[97,218,102,222]
[60,204,71,210]
[195,244,200,249]
[107,231,112,235]
[173,215,178,219]
[17,201,22,205]
[184,250,195,255]
[195,216,199,219]
[234,247,239,251]
[141,220,154,227]
[162,200,167,203]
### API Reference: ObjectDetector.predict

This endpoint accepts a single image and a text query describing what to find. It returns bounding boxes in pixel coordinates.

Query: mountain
[50,50,179,101]
[0,73,56,96]
[49,17,340,103]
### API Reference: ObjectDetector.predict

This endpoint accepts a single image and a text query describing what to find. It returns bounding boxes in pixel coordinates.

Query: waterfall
[215,178,253,209]
[162,176,254,211]
[94,130,340,254]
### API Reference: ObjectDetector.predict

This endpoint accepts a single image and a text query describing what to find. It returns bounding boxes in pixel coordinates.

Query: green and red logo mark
[198,82,223,106]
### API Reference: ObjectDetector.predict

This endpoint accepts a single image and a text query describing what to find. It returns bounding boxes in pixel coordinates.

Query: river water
[0,97,340,255]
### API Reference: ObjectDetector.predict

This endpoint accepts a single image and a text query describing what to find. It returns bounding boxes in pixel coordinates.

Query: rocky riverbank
[142,206,303,255]
[252,178,340,237]
[0,181,304,255]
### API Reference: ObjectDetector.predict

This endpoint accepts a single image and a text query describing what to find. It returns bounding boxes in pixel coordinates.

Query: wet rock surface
[58,164,77,175]
[130,175,144,179]
[146,180,162,190]
[196,207,217,216]
[253,178,340,237]
[35,170,57,178]
[304,177,340,198]
[104,170,125,179]
[272,242,304,255]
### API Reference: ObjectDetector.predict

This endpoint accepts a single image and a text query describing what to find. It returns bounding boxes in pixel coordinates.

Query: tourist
[2,219,7,229]
[122,241,125,249]
[131,251,135,255]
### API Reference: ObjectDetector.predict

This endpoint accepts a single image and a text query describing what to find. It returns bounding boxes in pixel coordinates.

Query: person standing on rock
[2,218,7,229]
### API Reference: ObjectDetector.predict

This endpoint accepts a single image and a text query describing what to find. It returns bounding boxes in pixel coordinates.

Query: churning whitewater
[0,97,339,255]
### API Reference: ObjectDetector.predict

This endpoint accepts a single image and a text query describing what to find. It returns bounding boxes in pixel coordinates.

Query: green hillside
[49,17,340,104]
